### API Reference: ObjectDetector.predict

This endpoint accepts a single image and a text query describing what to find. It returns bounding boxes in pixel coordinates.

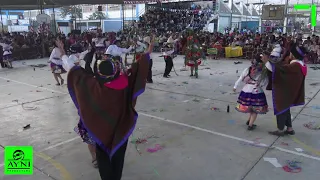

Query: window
[82,5,94,13]
[57,22,69,27]
[269,7,277,17]
[9,12,23,16]
[108,5,120,11]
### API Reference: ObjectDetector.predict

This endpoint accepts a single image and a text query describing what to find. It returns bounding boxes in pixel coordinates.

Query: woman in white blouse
[49,39,66,86]
[233,56,269,130]
[0,40,13,68]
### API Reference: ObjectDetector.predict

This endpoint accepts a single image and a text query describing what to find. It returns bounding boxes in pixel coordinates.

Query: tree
[59,6,82,19]
[88,11,106,20]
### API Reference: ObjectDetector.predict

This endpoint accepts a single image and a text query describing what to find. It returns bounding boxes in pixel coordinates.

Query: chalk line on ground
[139,112,320,161]
[0,77,67,95]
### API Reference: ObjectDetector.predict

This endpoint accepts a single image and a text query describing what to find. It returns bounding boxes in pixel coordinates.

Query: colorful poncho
[270,60,307,115]
[185,35,202,65]
[67,53,150,157]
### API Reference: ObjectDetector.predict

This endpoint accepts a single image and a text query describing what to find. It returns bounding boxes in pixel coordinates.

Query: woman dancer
[1,40,13,68]
[49,39,66,85]
[233,55,269,130]
[0,43,5,68]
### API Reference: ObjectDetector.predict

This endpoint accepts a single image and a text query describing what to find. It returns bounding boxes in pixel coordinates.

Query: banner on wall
[8,25,29,32]
[11,19,30,26]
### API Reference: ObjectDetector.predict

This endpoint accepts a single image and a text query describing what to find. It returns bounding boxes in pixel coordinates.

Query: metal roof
[0,0,161,10]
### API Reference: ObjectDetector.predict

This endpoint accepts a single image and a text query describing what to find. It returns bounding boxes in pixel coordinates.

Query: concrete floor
[0,53,320,180]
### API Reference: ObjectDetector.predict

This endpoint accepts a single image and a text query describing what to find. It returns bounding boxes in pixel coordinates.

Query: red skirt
[187,60,201,67]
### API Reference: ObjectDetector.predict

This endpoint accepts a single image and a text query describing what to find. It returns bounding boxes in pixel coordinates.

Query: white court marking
[0,77,67,95]
[139,112,320,161]
[0,76,320,166]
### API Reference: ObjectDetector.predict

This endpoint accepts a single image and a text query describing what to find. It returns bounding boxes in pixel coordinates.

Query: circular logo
[13,150,24,161]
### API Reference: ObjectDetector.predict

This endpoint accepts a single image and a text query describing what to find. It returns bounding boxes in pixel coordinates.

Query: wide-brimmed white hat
[143,36,151,44]
[167,36,175,44]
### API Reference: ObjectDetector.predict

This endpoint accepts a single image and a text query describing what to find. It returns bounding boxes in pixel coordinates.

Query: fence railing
[138,7,146,17]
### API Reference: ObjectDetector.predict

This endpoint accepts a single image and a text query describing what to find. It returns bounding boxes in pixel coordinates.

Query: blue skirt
[236,91,268,114]
[3,54,12,61]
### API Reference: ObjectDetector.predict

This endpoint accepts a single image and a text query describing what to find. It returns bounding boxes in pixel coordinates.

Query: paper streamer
[147,144,163,153]
[283,160,302,173]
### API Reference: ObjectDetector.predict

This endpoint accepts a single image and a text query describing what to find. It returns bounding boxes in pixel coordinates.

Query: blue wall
[241,21,259,30]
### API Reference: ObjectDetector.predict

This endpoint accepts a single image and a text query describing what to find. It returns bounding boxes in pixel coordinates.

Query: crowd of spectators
[137,5,212,33]
[0,5,318,65]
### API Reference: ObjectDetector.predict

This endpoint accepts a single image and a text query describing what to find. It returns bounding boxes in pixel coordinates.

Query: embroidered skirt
[74,120,96,145]
[187,60,201,67]
[235,91,268,114]
[50,62,66,74]
[3,54,12,62]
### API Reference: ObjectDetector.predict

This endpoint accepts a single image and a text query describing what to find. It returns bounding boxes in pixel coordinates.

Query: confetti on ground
[310,82,320,86]
[210,107,219,111]
[303,122,320,130]
[22,104,37,110]
[283,160,302,173]
[153,167,160,176]
[23,124,31,130]
[147,144,163,153]
[220,91,227,94]
[30,64,47,68]
[131,138,148,145]
[240,141,272,149]
[254,138,262,141]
